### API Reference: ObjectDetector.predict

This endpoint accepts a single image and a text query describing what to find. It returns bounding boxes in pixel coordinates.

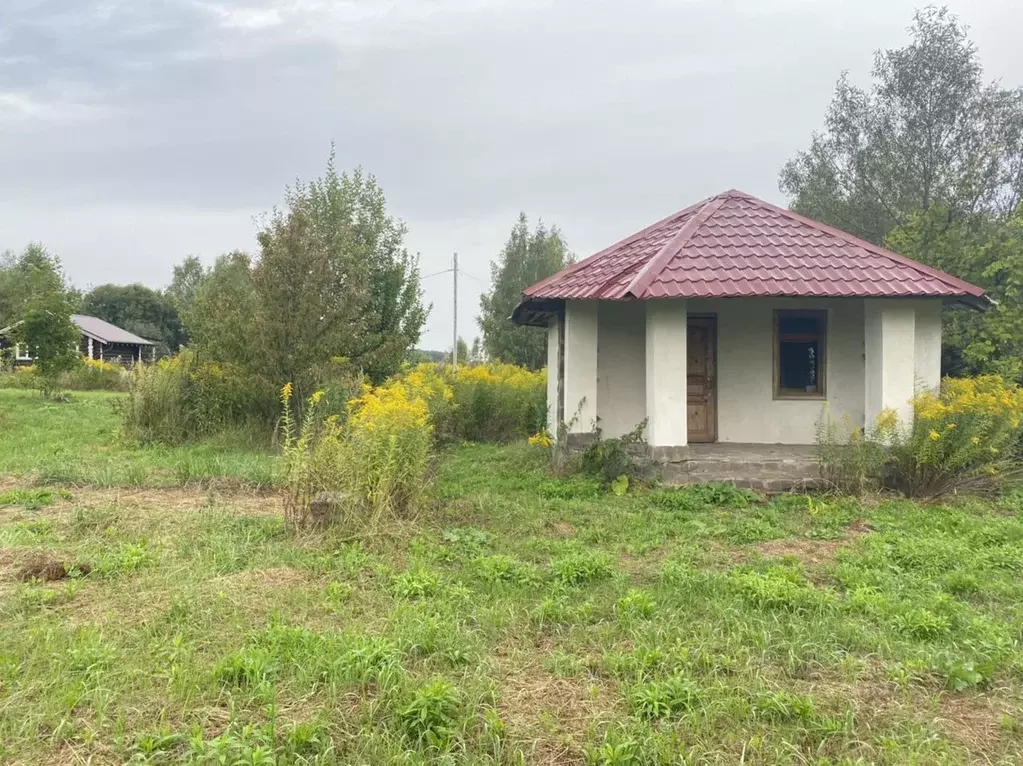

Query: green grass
[3,405,1023,762]
[0,389,277,487]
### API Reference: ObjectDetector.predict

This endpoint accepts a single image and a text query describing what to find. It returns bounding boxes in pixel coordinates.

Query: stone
[309,492,347,529]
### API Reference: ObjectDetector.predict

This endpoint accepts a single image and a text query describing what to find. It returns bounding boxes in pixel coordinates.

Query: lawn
[0,389,277,487]
[2,396,1023,763]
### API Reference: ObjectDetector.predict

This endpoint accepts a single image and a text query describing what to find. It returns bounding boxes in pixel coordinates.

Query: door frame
[687,314,718,443]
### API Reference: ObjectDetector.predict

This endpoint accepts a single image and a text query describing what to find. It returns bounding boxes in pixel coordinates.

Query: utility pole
[452,252,459,371]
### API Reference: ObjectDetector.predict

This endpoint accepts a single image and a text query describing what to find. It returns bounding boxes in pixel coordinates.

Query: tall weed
[280,380,432,531]
[120,350,274,444]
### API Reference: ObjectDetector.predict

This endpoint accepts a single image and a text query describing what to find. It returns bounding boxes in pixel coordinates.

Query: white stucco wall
[645,300,689,447]
[561,296,940,446]
[563,300,598,433]
[596,301,646,438]
[864,299,918,428]
[683,298,866,444]
[546,317,559,434]
[914,300,943,393]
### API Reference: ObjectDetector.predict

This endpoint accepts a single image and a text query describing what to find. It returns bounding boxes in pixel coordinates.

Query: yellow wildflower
[528,430,553,449]
[971,436,981,445]
[928,430,941,441]
[310,390,325,406]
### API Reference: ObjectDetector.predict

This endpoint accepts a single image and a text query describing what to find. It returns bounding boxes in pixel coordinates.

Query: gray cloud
[1,0,1022,348]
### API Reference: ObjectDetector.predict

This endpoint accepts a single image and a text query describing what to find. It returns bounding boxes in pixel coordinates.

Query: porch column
[563,300,598,433]
[645,300,687,454]
[87,337,93,359]
[546,316,560,434]
[864,300,916,430]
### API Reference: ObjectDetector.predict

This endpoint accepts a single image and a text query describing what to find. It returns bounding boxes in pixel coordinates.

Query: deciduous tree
[887,206,1023,380]
[780,7,1023,245]
[8,245,80,396]
[479,214,570,369]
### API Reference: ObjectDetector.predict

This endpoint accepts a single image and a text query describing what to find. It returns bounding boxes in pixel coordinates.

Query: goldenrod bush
[280,381,433,530]
[819,375,1023,498]
[0,358,128,392]
[345,381,433,519]
[68,358,128,391]
[394,362,545,443]
[0,365,40,390]
[892,376,1023,497]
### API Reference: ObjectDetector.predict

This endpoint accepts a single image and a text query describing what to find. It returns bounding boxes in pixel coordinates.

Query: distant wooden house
[0,314,156,366]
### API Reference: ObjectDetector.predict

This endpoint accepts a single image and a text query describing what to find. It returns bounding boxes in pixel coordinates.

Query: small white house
[513,190,989,462]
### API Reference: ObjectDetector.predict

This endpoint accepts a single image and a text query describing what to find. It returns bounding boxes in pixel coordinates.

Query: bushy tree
[184,152,426,407]
[887,206,1023,379]
[479,214,570,369]
[166,255,210,333]
[81,283,184,357]
[186,251,259,369]
[8,245,80,396]
[780,7,1023,245]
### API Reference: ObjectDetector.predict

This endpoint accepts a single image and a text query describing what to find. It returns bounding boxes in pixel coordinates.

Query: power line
[421,267,453,280]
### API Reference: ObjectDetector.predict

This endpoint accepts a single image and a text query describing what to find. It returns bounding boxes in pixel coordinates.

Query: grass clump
[652,482,758,512]
[0,488,70,510]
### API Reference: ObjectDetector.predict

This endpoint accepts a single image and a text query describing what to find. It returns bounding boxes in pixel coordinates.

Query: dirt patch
[750,522,873,567]
[74,486,281,517]
[0,549,91,582]
[795,669,1021,761]
[496,652,619,765]
[548,521,576,536]
[754,538,848,566]
[937,692,1014,756]
[212,565,316,591]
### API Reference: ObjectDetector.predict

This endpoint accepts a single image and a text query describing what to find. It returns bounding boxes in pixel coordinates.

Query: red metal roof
[522,190,987,305]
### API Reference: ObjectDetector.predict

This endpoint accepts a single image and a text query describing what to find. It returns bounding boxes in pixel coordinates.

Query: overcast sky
[2,1,1022,350]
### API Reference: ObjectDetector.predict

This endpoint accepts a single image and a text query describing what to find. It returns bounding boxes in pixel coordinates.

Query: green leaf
[610,474,629,497]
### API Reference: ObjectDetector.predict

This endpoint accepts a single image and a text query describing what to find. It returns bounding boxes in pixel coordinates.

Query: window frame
[773,309,827,400]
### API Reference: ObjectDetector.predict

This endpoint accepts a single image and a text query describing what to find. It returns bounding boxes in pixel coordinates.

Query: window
[774,310,826,398]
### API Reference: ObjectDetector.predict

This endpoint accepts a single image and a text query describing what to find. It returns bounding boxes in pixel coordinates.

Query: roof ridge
[737,196,987,299]
[522,193,718,298]
[624,195,729,299]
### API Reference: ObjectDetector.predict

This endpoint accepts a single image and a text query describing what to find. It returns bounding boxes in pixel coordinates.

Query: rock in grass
[309,492,347,529]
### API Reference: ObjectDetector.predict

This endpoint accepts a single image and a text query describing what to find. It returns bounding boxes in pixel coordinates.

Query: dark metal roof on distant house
[513,190,989,325]
[71,315,154,345]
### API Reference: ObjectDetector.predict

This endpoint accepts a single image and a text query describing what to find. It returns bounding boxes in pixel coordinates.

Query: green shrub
[121,350,274,444]
[652,482,758,512]
[551,551,615,584]
[67,358,128,391]
[818,376,1023,498]
[627,676,702,719]
[580,420,647,484]
[399,677,462,748]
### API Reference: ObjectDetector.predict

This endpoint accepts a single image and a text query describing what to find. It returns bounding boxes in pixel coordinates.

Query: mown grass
[3,428,1023,764]
[0,389,277,487]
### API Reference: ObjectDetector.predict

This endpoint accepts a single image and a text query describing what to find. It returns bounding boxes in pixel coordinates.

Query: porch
[656,443,821,492]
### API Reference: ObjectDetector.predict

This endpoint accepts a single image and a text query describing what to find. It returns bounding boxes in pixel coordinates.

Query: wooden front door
[687,316,717,443]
